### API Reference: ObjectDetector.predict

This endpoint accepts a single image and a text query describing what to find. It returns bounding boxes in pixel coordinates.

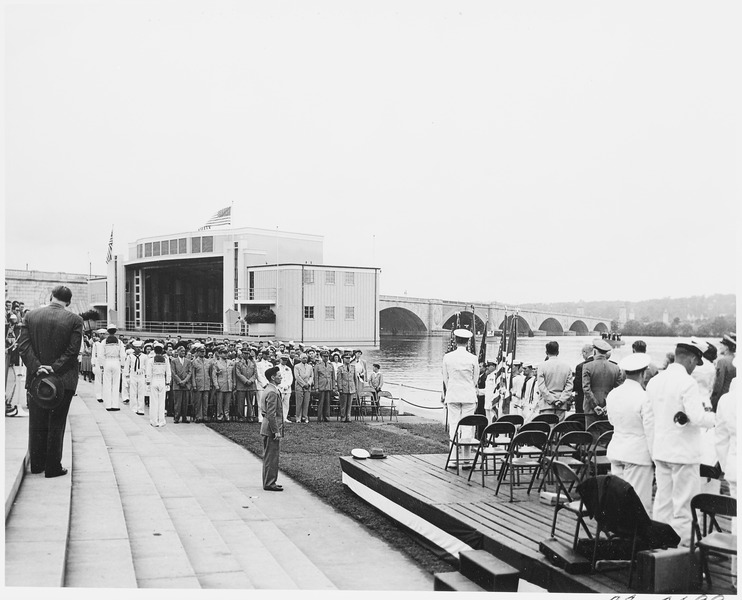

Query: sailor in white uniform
[442,329,480,461]
[91,328,107,402]
[101,324,126,411]
[146,342,171,427]
[124,340,147,415]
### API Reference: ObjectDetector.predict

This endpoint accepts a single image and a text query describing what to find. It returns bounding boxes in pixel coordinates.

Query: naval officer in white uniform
[442,329,479,461]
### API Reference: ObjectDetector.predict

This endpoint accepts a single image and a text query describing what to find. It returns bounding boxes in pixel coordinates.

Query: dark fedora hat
[29,374,65,410]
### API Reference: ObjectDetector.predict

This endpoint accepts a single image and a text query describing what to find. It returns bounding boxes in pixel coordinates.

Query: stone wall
[5,269,105,315]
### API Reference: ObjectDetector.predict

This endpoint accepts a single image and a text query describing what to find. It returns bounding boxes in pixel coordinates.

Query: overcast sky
[4,1,739,306]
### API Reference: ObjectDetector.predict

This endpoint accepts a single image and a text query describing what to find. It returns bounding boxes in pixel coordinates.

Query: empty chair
[587,430,614,477]
[532,413,560,426]
[565,413,588,428]
[495,430,548,502]
[445,414,488,476]
[468,421,517,486]
[535,429,593,494]
[549,460,593,549]
[377,390,397,421]
[690,493,737,590]
[586,419,613,441]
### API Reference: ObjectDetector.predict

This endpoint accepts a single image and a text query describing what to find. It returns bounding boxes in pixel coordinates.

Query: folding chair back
[588,430,613,476]
[690,493,738,590]
[533,424,589,494]
[468,421,517,485]
[519,421,550,435]
[496,414,524,428]
[550,460,592,547]
[532,413,560,426]
[445,414,489,475]
[586,419,613,442]
[495,430,548,501]
[565,413,587,428]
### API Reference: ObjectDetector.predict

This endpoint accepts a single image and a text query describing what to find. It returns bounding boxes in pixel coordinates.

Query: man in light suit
[442,329,479,462]
[17,285,83,478]
[537,341,574,421]
[261,366,284,491]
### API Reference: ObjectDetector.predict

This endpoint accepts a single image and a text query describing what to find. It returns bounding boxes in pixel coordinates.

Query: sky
[3,0,739,306]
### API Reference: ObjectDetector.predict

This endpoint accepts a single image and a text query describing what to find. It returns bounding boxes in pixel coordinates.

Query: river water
[361,335,719,422]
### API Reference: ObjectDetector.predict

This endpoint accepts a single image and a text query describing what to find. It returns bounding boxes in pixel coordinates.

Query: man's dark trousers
[28,388,74,474]
[262,435,279,488]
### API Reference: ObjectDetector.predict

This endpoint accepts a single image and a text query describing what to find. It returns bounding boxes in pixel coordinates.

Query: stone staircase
[5,381,432,590]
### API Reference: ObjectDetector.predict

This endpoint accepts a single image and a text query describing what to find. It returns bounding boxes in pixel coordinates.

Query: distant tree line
[620,314,736,338]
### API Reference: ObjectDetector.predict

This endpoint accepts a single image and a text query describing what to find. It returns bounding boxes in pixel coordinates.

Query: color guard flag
[495,316,509,404]
[445,313,461,354]
[199,206,232,230]
[477,321,488,364]
[105,228,113,264]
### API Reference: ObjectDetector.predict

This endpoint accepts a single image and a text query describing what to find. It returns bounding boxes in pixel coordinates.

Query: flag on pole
[199,206,232,230]
[506,315,518,396]
[445,312,461,354]
[467,306,477,356]
[105,228,113,264]
[477,321,488,364]
[495,315,509,406]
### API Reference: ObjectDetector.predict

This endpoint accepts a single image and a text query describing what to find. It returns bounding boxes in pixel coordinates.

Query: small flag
[105,228,113,264]
[199,206,231,230]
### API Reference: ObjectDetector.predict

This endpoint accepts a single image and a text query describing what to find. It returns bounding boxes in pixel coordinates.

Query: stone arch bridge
[379,295,611,337]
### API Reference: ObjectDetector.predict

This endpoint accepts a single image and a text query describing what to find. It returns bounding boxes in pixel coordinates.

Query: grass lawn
[207,419,455,574]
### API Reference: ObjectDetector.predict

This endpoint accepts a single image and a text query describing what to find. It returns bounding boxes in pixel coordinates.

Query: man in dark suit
[582,338,625,427]
[170,345,192,423]
[572,344,594,413]
[17,285,83,478]
[260,366,284,491]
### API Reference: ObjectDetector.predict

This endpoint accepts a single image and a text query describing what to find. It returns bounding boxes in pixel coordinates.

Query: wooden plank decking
[340,453,736,595]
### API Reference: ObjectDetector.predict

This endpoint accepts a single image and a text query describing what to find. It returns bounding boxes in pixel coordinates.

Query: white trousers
[610,461,654,516]
[93,365,103,399]
[282,391,290,422]
[256,388,264,423]
[447,402,476,460]
[150,379,167,426]
[121,374,130,401]
[129,376,146,413]
[102,360,121,409]
[652,460,699,546]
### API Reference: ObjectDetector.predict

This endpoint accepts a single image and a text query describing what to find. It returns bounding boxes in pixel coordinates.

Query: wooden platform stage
[340,453,736,595]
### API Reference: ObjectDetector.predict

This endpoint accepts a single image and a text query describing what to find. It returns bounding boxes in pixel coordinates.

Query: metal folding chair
[534,426,591,494]
[532,413,560,426]
[496,414,524,429]
[468,421,517,486]
[550,460,593,549]
[690,493,737,590]
[495,430,548,502]
[445,414,488,476]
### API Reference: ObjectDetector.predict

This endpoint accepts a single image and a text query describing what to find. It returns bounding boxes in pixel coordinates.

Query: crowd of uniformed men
[445,329,737,548]
[79,324,385,427]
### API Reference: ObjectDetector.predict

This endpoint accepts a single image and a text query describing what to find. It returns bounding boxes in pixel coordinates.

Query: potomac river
[361,335,719,422]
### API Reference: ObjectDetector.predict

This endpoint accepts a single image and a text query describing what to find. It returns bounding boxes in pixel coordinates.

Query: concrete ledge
[5,419,73,587]
[4,412,29,523]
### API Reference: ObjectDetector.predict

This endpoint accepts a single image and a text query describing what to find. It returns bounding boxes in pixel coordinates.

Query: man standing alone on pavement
[537,341,574,421]
[261,366,284,491]
[646,339,715,545]
[582,338,624,427]
[17,285,83,477]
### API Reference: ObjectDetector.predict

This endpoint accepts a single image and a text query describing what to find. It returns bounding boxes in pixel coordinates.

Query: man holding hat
[646,339,716,545]
[17,286,83,477]
[101,324,126,412]
[442,329,479,463]
[710,333,736,411]
[605,352,656,513]
[261,366,284,491]
[582,338,624,427]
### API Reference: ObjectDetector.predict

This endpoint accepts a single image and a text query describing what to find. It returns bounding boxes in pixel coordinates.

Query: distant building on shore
[104,226,380,344]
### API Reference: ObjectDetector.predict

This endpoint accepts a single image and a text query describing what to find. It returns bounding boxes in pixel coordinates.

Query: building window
[345,271,355,285]
[325,306,335,320]
[144,242,152,257]
[137,244,143,259]
[152,241,160,256]
[170,240,178,254]
[192,237,201,253]
[345,306,355,320]
[202,236,213,252]
[179,238,187,254]
[303,270,315,284]
[161,240,169,256]
[304,306,315,319]
[325,270,335,284]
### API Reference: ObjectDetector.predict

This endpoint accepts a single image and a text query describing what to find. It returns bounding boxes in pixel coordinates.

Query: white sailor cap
[619,353,652,373]
[96,328,107,334]
[106,323,117,332]
[132,340,143,348]
[453,328,473,339]
[153,342,164,349]
[592,339,612,352]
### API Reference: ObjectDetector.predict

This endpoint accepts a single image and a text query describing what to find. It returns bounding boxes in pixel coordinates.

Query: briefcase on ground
[635,547,696,593]
[539,538,591,575]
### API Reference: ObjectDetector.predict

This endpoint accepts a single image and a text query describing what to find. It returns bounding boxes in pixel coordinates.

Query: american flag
[105,228,113,264]
[445,313,461,354]
[505,315,518,395]
[477,321,488,364]
[199,206,232,230]
[494,315,510,405]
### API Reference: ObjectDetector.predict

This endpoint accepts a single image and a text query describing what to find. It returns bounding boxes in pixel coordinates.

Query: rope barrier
[387,380,441,394]
[395,397,445,410]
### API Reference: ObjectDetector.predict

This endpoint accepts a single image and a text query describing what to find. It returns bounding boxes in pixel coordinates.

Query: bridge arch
[539,318,564,335]
[498,315,533,336]
[442,311,486,334]
[593,322,609,333]
[379,307,428,336]
[569,320,589,335]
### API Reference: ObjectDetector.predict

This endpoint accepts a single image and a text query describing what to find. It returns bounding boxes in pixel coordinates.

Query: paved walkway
[5,379,433,590]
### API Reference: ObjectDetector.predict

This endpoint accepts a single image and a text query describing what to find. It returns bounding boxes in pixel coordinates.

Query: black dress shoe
[97,399,103,403]
[106,408,113,411]
[45,468,68,478]
[263,485,283,492]
[110,408,120,411]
